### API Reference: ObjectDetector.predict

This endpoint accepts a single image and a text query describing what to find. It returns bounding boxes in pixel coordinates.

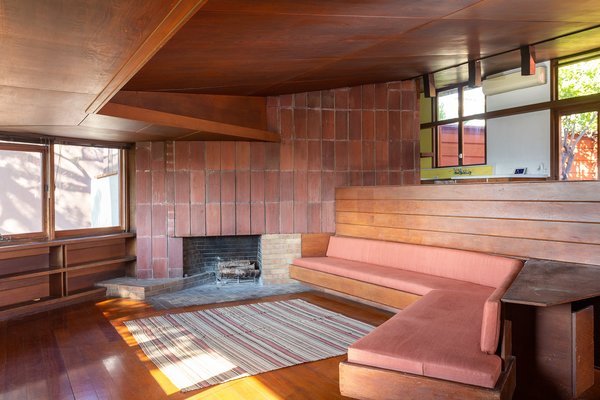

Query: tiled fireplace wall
[135,80,420,278]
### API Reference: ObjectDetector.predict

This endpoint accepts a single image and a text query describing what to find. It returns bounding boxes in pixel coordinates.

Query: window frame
[420,49,600,181]
[432,83,487,168]
[0,140,128,244]
[0,142,49,241]
[551,53,600,180]
[53,146,127,239]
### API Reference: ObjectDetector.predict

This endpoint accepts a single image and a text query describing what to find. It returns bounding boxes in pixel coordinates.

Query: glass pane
[559,112,598,180]
[463,120,486,165]
[558,58,600,100]
[437,123,459,167]
[437,88,459,120]
[0,149,43,235]
[463,87,485,116]
[55,145,120,230]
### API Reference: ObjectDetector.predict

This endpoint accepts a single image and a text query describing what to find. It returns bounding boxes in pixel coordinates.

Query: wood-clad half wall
[336,181,600,265]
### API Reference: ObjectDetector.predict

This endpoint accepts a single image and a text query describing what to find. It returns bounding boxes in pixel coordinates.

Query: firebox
[182,235,261,284]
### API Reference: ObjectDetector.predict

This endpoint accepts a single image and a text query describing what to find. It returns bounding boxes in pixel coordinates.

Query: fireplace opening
[217,260,260,284]
[183,235,261,285]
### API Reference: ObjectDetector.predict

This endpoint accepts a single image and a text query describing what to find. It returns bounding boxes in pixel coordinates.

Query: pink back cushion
[327,236,522,289]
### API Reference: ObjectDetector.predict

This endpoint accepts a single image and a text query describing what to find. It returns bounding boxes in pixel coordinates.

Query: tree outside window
[557,57,600,180]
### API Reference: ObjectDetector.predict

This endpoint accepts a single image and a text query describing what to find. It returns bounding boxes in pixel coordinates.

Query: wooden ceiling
[125,0,600,95]
[0,0,599,143]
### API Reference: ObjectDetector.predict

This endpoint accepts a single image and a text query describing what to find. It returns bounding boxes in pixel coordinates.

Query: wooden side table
[502,259,600,399]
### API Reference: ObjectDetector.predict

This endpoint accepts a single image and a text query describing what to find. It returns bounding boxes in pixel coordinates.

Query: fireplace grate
[216,260,260,284]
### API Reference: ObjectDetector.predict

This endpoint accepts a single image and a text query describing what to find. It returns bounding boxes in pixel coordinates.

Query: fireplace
[183,235,261,284]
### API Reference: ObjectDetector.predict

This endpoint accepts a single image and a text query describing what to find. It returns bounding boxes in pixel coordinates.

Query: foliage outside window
[558,58,600,100]
[557,56,600,181]
[436,86,486,167]
[0,145,45,238]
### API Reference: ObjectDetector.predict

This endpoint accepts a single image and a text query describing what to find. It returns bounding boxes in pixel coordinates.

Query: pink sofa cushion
[348,290,502,388]
[480,264,521,354]
[325,236,523,354]
[326,236,522,289]
[293,256,494,297]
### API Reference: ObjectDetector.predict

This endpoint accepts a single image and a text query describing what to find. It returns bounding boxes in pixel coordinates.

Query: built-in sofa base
[290,235,522,400]
[339,356,516,400]
[289,264,421,310]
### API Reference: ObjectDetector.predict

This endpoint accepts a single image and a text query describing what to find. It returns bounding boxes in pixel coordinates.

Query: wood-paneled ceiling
[125,0,600,96]
[1,0,599,143]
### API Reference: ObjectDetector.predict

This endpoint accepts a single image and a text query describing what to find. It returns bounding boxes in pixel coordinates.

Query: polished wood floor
[0,291,393,400]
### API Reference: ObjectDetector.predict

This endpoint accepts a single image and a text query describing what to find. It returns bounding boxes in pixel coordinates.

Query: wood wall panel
[300,233,333,257]
[336,181,600,201]
[67,263,126,294]
[0,254,50,276]
[336,212,600,245]
[66,239,127,266]
[336,200,599,223]
[0,277,50,308]
[335,181,600,265]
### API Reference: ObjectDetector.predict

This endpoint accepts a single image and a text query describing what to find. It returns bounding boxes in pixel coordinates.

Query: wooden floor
[2,290,600,400]
[0,291,393,400]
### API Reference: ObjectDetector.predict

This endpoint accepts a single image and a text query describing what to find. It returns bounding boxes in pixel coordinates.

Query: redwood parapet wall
[135,80,420,278]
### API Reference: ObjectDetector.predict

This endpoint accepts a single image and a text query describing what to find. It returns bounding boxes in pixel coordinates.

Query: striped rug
[124,299,374,392]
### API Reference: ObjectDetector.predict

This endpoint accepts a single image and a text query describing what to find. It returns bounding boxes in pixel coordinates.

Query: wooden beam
[423,73,436,98]
[109,91,268,130]
[99,103,280,142]
[468,60,482,87]
[520,45,536,76]
[85,0,209,114]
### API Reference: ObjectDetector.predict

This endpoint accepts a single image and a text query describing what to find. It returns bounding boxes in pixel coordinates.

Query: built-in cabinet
[0,233,135,320]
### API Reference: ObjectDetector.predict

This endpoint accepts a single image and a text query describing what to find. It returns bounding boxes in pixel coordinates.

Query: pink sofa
[292,236,523,389]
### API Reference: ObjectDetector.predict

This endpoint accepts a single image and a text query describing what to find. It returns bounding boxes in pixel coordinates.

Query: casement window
[0,143,47,240]
[0,140,126,242]
[436,85,486,167]
[54,144,125,237]
[420,84,486,169]
[555,55,599,181]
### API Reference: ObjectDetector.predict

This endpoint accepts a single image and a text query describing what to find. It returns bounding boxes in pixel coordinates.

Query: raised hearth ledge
[96,275,209,300]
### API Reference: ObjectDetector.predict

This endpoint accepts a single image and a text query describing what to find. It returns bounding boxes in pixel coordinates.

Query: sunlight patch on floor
[149,366,181,395]
[164,351,241,390]
[184,376,285,400]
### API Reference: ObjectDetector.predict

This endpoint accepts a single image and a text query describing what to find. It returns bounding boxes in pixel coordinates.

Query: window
[54,145,122,232]
[558,57,600,100]
[0,143,46,239]
[0,140,125,242]
[435,85,486,167]
[555,54,600,180]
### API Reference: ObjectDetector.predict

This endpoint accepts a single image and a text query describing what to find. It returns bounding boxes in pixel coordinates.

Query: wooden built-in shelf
[0,267,66,282]
[0,233,135,320]
[67,256,137,271]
